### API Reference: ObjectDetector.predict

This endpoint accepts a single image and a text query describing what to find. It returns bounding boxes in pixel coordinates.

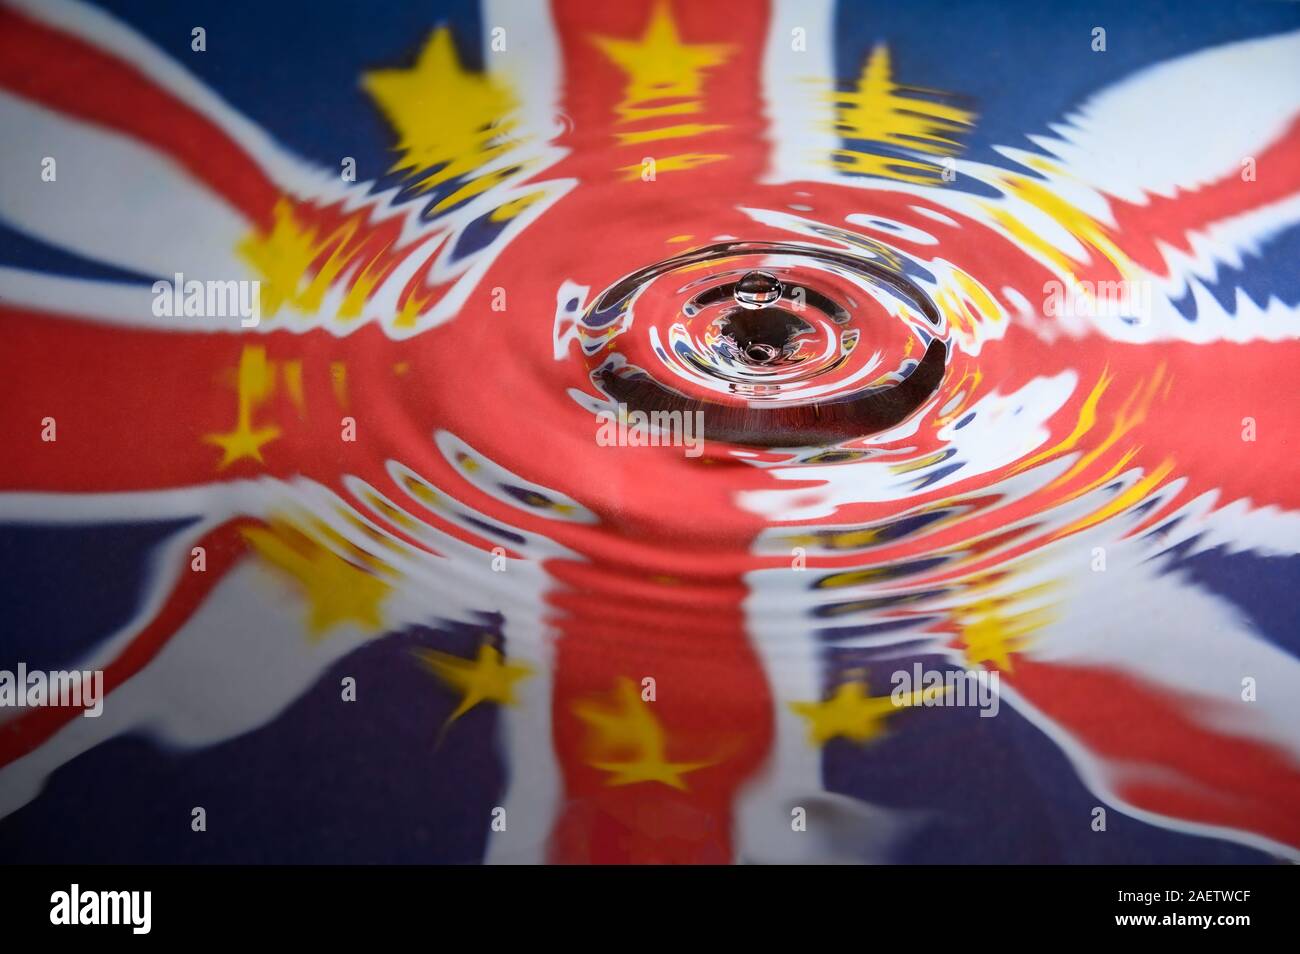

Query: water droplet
[734,270,782,309]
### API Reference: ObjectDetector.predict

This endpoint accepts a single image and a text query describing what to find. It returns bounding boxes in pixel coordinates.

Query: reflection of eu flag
[0,0,1298,864]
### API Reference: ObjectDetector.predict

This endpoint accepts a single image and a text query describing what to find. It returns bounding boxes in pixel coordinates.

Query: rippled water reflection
[1,0,1299,864]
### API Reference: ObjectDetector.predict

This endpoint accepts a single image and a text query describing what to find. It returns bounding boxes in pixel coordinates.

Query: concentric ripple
[580,241,950,447]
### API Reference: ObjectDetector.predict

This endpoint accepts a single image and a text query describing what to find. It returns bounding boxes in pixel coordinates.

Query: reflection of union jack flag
[1,0,1298,863]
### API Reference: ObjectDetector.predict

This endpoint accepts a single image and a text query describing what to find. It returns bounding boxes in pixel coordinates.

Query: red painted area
[541,0,777,862]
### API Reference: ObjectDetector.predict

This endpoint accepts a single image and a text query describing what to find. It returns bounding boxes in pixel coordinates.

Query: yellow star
[589,752,713,790]
[363,27,519,191]
[789,677,943,747]
[573,678,710,791]
[592,2,732,110]
[827,44,975,184]
[240,199,395,320]
[415,644,533,724]
[238,200,320,316]
[205,423,281,469]
[959,600,1048,672]
[204,345,282,469]
[243,519,390,637]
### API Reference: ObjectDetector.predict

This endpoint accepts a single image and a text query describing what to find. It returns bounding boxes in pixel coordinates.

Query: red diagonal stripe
[0,5,280,228]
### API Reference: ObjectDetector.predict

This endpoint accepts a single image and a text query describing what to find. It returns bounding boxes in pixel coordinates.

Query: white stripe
[0,91,252,280]
[482,625,561,865]
[462,0,569,862]
[1025,529,1300,762]
[761,0,837,185]
[1024,30,1300,204]
[7,0,326,195]
[0,561,375,820]
[996,680,1300,861]
[734,573,911,863]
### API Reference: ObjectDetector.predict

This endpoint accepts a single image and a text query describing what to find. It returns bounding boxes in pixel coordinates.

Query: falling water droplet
[734,270,782,309]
